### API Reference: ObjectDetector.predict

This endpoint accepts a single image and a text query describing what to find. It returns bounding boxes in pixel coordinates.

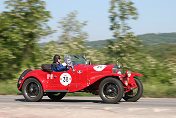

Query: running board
[44,90,68,92]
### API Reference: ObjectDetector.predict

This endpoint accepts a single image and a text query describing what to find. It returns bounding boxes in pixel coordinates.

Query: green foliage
[39,11,89,65]
[109,0,138,37]
[108,0,141,64]
[40,41,67,64]
[0,0,176,98]
[0,0,51,80]
[40,11,106,65]
[58,11,88,55]
[142,43,176,61]
[106,0,176,98]
[105,33,142,64]
[141,43,176,77]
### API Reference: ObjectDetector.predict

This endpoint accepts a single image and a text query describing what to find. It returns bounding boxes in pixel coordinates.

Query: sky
[0,0,176,42]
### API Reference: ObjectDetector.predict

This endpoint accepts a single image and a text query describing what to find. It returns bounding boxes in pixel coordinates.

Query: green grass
[0,79,95,96]
[1,80,176,98]
[143,83,176,98]
[0,80,19,95]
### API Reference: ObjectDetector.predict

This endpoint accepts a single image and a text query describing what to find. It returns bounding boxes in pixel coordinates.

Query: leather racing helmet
[53,54,61,63]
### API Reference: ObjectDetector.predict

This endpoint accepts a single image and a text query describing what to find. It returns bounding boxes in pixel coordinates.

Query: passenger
[52,54,70,72]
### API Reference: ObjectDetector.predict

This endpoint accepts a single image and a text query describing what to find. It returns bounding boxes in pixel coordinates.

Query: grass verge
[143,82,176,98]
[0,80,176,97]
[0,80,19,95]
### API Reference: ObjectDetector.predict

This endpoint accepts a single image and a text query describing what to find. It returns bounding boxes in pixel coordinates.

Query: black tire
[22,78,43,102]
[123,78,143,102]
[99,77,124,104]
[47,92,66,101]
[17,69,32,89]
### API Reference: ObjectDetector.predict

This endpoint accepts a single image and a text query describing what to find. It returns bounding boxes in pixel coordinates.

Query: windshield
[64,55,87,65]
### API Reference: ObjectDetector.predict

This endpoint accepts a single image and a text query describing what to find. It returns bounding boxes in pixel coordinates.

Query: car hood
[75,64,115,72]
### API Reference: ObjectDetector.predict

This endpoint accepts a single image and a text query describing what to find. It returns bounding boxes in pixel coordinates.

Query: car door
[68,65,88,92]
[46,69,74,91]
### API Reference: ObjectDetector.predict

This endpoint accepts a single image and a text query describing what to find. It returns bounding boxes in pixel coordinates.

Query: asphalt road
[0,95,176,118]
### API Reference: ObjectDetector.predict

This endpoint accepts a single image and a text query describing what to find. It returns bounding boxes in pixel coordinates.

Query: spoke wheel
[26,82,40,98]
[99,77,124,104]
[123,78,143,102]
[103,83,118,99]
[22,78,43,102]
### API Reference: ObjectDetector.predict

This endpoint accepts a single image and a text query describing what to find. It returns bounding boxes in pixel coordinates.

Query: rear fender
[18,71,47,91]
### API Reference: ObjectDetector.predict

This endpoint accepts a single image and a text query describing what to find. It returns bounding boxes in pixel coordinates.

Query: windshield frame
[64,54,87,67]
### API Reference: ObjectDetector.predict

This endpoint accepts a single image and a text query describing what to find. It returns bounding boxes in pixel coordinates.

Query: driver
[52,54,70,72]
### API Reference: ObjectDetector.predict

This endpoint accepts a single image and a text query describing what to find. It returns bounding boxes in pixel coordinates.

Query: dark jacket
[52,62,70,72]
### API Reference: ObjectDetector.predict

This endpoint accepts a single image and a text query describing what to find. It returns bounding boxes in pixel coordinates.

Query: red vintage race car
[17,55,143,104]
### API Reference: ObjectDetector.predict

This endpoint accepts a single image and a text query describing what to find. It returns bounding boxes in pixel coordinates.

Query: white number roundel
[93,65,106,71]
[60,73,72,86]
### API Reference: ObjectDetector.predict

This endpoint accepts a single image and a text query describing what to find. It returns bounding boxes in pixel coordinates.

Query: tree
[40,41,67,64]
[109,0,138,37]
[0,0,51,80]
[40,11,88,65]
[58,11,88,55]
[107,0,141,65]
[86,48,107,65]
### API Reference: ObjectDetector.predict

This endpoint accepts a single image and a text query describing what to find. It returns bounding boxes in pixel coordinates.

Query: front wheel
[47,92,66,101]
[22,78,43,102]
[99,77,124,104]
[123,78,143,102]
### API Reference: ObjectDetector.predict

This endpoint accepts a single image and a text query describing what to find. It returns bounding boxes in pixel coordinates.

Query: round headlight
[116,61,119,66]
[127,71,131,77]
[116,61,121,68]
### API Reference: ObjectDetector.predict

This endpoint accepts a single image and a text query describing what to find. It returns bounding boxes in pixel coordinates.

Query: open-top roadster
[17,55,143,104]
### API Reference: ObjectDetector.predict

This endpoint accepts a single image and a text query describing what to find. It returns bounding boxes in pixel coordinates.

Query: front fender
[88,73,122,85]
[116,74,124,77]
[131,73,143,77]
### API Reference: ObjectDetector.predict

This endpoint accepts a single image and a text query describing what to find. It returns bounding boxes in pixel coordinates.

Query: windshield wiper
[74,55,79,59]
[82,55,86,61]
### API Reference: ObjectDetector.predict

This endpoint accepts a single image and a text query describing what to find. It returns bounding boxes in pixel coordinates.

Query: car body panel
[18,64,121,92]
[18,53,143,94]
[17,55,143,103]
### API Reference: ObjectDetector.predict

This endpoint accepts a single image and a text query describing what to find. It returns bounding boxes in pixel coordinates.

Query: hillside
[39,32,176,48]
[85,32,176,48]
[138,33,176,45]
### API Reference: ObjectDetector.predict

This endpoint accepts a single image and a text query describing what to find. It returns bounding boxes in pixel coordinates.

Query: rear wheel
[99,77,124,104]
[22,78,43,102]
[123,78,143,102]
[47,93,66,101]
